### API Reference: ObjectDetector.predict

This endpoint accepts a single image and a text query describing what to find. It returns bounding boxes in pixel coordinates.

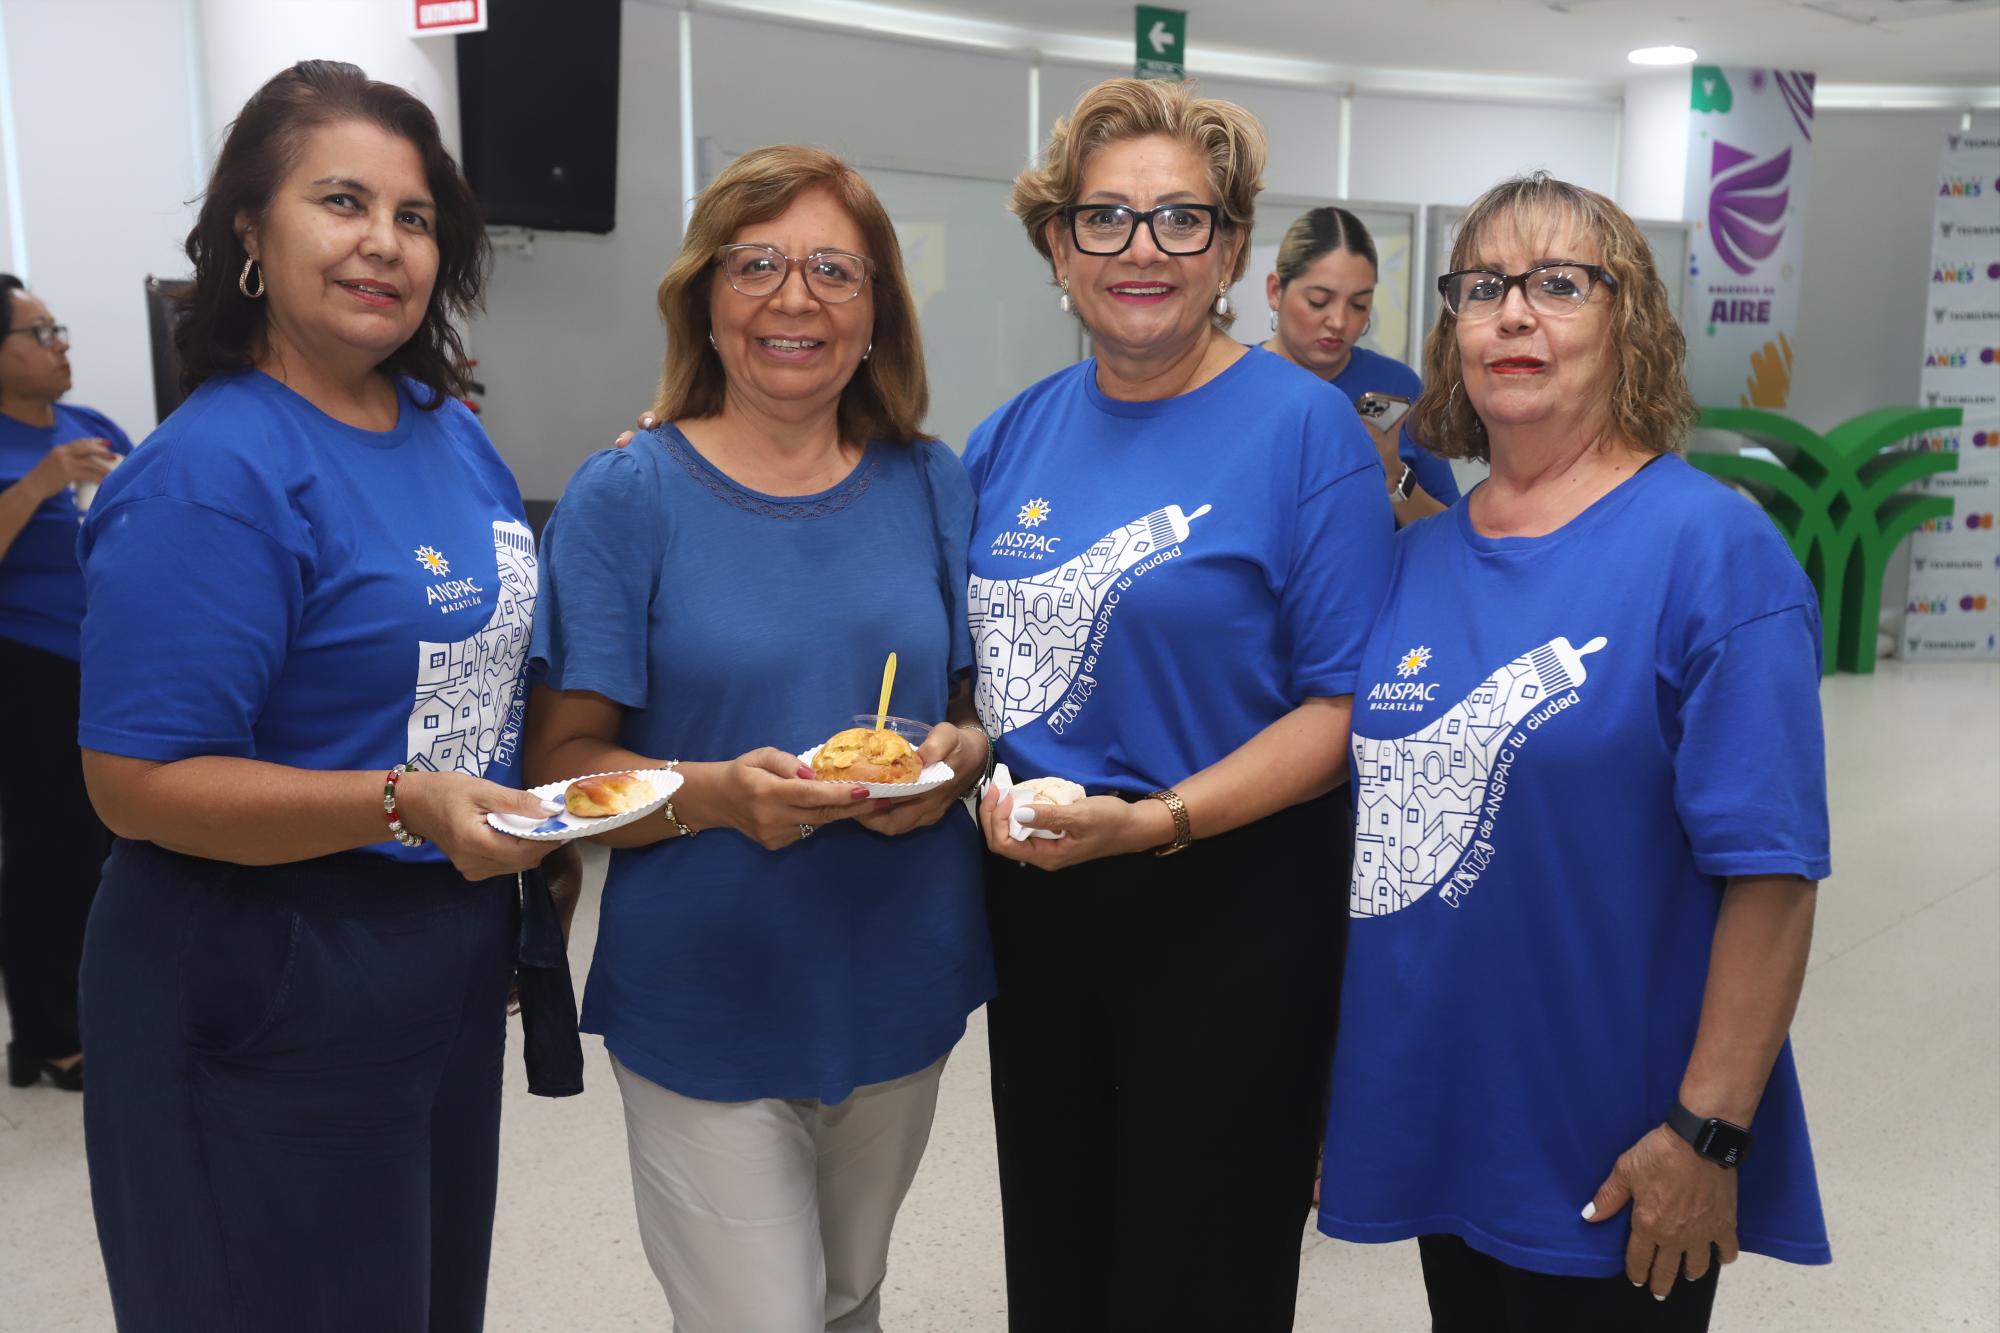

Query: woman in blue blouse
[523,145,993,1333]
[967,79,1393,1330]
[1258,206,1462,526]
[0,276,129,1091]
[1319,173,1828,1332]
[76,63,566,1330]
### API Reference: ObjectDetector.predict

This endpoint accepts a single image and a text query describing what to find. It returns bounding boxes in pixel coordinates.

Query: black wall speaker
[457,0,621,234]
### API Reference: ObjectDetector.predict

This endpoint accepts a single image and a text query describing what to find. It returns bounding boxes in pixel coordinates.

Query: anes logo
[1938,178,1986,198]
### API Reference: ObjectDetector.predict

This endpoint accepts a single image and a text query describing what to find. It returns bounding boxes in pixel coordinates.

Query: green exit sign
[1136,5,1185,80]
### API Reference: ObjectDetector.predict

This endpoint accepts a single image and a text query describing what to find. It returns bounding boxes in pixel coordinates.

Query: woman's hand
[393,770,564,881]
[22,437,119,500]
[1363,418,1403,482]
[677,747,874,851]
[853,722,986,837]
[975,785,1174,871]
[611,411,658,450]
[1584,1124,1739,1299]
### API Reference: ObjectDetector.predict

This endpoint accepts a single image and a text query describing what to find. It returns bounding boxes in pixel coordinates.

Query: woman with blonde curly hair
[523,144,993,1332]
[965,77,1393,1329]
[1318,173,1830,1331]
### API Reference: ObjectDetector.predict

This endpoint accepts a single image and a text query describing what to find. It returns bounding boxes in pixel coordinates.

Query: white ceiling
[854,0,2000,90]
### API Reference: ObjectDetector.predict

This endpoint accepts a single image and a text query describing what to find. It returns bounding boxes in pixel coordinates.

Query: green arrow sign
[1136,5,1185,80]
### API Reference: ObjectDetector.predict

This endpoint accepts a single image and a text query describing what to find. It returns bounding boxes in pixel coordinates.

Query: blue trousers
[81,839,517,1332]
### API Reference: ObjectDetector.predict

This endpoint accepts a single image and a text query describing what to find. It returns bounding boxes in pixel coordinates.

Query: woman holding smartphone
[1259,206,1460,525]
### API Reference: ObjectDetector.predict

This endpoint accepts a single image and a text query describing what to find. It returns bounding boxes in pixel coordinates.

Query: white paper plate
[796,745,955,799]
[487,768,684,842]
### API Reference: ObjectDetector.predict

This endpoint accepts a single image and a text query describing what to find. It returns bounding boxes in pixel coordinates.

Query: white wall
[465,0,681,502]
[1617,73,1689,220]
[1347,93,1620,204]
[0,0,202,436]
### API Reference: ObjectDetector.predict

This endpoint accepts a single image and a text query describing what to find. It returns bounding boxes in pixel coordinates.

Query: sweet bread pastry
[812,727,923,784]
[1011,776,1086,807]
[564,772,655,818]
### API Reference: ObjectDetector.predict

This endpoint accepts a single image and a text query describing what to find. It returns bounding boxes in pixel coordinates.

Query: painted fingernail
[1580,1202,1596,1220]
[1014,806,1037,824]
[640,414,656,428]
[796,765,815,779]
[851,787,869,799]
[1653,1293,1667,1302]
[540,799,564,814]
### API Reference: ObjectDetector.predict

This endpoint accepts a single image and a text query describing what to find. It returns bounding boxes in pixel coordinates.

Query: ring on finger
[798,822,816,839]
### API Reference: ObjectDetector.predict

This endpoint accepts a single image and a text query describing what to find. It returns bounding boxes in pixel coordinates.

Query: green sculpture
[1689,407,1961,675]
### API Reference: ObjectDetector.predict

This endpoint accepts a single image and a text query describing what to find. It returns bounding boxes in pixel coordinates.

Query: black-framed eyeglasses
[715,245,874,304]
[1060,203,1222,256]
[1436,263,1617,320]
[4,323,68,348]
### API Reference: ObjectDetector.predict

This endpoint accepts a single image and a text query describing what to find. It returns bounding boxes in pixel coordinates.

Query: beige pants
[611,1053,947,1333]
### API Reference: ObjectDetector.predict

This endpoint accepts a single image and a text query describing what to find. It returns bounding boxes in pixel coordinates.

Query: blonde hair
[652,145,928,443]
[1411,172,1697,461]
[1010,78,1266,330]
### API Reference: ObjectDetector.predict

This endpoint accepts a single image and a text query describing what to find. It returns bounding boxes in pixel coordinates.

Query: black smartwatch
[1667,1099,1753,1169]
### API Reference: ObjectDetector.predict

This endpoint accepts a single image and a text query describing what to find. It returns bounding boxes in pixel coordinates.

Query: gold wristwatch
[1145,788,1191,857]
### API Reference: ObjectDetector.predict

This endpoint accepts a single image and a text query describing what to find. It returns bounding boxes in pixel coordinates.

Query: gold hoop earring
[238,258,265,299]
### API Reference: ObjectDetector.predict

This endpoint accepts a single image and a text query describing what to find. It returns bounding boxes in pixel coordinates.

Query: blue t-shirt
[0,403,133,660]
[530,427,992,1104]
[1326,345,1462,507]
[1318,454,1831,1277]
[964,350,1394,792]
[77,371,535,864]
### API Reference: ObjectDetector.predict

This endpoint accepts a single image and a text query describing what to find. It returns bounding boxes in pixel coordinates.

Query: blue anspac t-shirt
[1325,344,1462,507]
[964,349,1393,793]
[530,428,992,1104]
[1319,454,1831,1277]
[0,402,133,659]
[78,371,535,863]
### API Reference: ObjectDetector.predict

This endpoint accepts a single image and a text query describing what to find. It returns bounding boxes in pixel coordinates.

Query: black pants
[1420,1234,1720,1333]
[82,839,517,1332]
[0,634,112,1060]
[986,793,1351,1332]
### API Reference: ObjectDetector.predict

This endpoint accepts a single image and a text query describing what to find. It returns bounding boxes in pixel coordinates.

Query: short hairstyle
[176,60,489,406]
[1273,207,1377,287]
[0,273,23,333]
[652,145,928,444]
[1011,78,1266,330]
[1411,172,1696,461]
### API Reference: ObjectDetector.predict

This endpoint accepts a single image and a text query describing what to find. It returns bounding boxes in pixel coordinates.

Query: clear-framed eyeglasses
[4,322,69,349]
[1436,263,1618,320]
[1060,203,1221,256]
[715,245,874,304]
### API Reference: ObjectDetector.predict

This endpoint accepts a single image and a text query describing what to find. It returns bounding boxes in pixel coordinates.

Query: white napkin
[988,763,1066,841]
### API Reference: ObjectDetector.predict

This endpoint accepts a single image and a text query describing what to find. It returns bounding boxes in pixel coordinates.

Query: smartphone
[1355,392,1413,431]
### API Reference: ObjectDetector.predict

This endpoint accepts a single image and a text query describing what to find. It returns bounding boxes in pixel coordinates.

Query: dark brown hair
[1273,207,1378,286]
[176,60,489,406]
[653,145,929,444]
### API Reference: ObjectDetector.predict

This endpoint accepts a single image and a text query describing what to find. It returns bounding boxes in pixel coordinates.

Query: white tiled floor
[3,660,1995,1332]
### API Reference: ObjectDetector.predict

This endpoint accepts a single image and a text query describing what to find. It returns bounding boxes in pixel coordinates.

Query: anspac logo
[415,544,450,575]
[1016,497,1051,529]
[416,543,485,612]
[1365,645,1440,711]
[1395,645,1433,678]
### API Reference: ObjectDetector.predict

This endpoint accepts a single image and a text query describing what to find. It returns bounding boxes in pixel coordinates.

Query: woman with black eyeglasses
[0,275,129,1092]
[964,79,1392,1330]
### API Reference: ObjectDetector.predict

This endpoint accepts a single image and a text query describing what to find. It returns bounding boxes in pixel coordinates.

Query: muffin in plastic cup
[799,715,955,798]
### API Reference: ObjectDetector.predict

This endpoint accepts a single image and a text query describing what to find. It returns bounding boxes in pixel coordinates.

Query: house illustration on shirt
[408,518,538,776]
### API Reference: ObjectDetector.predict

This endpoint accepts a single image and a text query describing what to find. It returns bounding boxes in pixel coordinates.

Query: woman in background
[0,276,129,1091]
[1260,206,1461,525]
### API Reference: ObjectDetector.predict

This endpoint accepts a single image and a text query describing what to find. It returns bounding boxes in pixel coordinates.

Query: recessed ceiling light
[1628,45,1699,66]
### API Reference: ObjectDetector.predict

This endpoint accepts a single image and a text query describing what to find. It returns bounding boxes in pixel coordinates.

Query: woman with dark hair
[1259,206,1461,526]
[0,275,129,1092]
[75,61,570,1330]
[524,144,991,1332]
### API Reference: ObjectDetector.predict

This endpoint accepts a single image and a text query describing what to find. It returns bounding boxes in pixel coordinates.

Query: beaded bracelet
[383,763,427,848]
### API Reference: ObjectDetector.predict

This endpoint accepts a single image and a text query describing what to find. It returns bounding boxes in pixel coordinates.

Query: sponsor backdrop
[1905,113,2000,662]
[1683,66,1817,412]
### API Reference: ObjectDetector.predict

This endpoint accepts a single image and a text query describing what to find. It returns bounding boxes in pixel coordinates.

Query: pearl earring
[1214,287,1231,318]
[1058,278,1072,316]
[1269,310,1279,332]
